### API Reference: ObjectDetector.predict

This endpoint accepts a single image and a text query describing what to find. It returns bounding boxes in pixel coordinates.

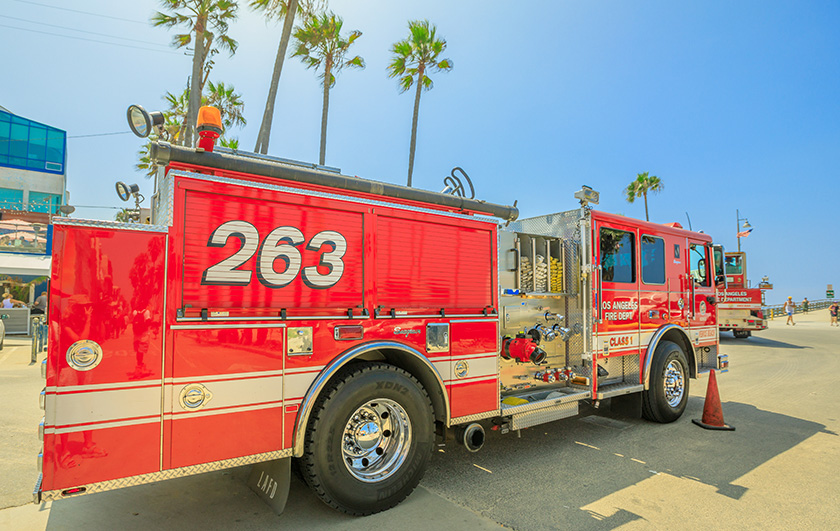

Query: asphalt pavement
[1,310,838,530]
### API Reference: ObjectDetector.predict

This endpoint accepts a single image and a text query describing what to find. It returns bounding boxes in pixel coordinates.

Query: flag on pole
[737,227,753,238]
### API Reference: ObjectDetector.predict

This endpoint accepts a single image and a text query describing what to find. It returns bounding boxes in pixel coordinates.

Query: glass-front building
[0,107,66,260]
[0,108,66,214]
[0,109,65,174]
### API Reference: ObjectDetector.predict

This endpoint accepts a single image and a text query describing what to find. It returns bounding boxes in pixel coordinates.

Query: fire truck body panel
[39,167,502,501]
[719,252,768,337]
[43,222,166,493]
[37,134,726,513]
[718,288,766,335]
[495,210,721,424]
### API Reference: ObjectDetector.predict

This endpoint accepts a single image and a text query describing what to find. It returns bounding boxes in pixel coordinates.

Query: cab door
[594,219,640,388]
[686,241,717,344]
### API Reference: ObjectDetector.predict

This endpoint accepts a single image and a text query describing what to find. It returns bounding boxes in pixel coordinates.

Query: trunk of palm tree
[643,192,649,221]
[407,65,425,187]
[319,60,331,166]
[254,0,298,155]
[186,15,207,147]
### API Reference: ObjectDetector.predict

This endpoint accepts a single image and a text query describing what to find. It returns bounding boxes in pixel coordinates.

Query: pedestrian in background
[784,296,796,325]
[802,298,809,313]
[2,293,24,309]
[830,302,838,327]
[31,291,47,315]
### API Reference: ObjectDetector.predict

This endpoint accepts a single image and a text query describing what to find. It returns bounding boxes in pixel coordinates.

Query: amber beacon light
[196,106,222,152]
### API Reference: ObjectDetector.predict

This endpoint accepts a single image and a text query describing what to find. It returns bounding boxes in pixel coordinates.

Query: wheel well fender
[292,341,449,457]
[643,325,696,390]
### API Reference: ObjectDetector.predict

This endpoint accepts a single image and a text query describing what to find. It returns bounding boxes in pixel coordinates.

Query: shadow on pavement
[421,398,827,529]
[40,401,827,530]
[720,335,811,349]
[44,461,500,530]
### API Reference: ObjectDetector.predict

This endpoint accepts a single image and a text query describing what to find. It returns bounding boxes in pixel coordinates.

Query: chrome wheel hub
[663,360,685,407]
[342,398,411,483]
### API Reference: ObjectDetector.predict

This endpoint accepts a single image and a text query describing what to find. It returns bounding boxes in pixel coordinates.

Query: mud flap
[248,457,291,515]
[609,392,642,418]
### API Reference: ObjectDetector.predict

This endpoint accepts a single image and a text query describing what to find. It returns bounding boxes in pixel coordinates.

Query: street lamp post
[736,209,752,253]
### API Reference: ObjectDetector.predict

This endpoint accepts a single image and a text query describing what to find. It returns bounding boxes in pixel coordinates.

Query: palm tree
[152,0,239,147]
[250,0,324,154]
[136,82,246,177]
[388,20,453,187]
[624,172,664,221]
[292,12,364,165]
[205,80,247,133]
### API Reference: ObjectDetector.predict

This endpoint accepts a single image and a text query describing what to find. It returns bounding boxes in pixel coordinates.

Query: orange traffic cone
[692,369,735,431]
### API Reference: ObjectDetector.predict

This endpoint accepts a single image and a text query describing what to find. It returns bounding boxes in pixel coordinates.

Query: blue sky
[2,0,838,304]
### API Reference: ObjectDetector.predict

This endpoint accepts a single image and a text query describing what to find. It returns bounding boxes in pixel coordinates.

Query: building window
[0,188,25,211]
[0,111,65,174]
[28,192,61,214]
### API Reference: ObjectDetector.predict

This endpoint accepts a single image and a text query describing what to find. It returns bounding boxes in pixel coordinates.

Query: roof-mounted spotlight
[115,181,145,223]
[574,185,599,207]
[115,182,140,202]
[127,104,164,138]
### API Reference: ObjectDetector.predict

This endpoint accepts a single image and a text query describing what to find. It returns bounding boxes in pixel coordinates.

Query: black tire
[642,340,689,423]
[300,362,434,515]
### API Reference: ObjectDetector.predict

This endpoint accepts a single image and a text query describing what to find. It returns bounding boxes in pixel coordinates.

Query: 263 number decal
[201,220,347,289]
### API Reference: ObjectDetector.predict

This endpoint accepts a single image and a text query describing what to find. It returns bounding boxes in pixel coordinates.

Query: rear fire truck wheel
[300,362,434,515]
[642,340,689,423]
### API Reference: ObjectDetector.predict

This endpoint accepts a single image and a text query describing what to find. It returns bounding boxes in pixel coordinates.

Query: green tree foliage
[388,20,453,187]
[292,11,364,165]
[152,0,239,147]
[624,172,664,222]
[136,82,246,178]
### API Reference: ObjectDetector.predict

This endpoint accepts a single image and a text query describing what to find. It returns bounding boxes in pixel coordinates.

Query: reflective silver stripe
[445,375,498,386]
[48,386,160,429]
[164,375,283,414]
[46,380,158,393]
[47,416,159,435]
[284,371,320,401]
[166,401,283,420]
[454,352,497,361]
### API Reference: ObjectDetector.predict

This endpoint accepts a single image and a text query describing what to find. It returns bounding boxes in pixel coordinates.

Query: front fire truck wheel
[642,340,689,423]
[300,362,434,515]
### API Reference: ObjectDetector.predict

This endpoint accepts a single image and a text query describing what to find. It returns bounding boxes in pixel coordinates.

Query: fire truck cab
[34,106,728,516]
[718,251,770,338]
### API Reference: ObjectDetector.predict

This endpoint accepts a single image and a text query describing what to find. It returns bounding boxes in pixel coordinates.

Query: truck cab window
[641,235,664,284]
[600,228,635,283]
[725,255,742,275]
[690,244,710,287]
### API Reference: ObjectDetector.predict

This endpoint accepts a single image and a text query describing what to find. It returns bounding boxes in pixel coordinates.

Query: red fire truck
[718,251,770,338]
[34,105,728,515]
